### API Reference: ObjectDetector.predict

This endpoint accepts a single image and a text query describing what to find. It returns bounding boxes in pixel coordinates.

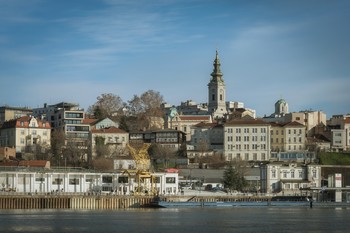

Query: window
[291,171,295,178]
[272,170,276,178]
[102,176,112,183]
[245,153,249,160]
[262,153,266,160]
[118,177,128,183]
[102,186,112,192]
[283,171,287,178]
[35,178,45,182]
[166,177,176,184]
[212,94,215,101]
[69,178,79,185]
[253,153,257,160]
[52,178,63,185]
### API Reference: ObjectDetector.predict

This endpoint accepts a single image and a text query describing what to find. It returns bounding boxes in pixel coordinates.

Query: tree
[149,143,177,170]
[88,93,124,119]
[94,136,110,158]
[140,90,164,116]
[223,161,247,192]
[50,129,65,166]
[92,158,114,171]
[126,90,165,130]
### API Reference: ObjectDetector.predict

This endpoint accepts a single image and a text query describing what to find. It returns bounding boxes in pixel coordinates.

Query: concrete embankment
[0,194,273,209]
[1,195,347,209]
[0,195,154,210]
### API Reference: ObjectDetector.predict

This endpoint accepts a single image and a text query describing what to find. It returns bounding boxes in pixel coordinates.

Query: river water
[0,206,349,233]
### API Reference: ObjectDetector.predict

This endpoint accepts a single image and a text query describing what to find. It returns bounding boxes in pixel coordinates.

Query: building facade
[270,121,306,152]
[0,170,179,195]
[33,102,90,147]
[224,119,271,161]
[166,112,212,142]
[90,127,129,159]
[0,106,32,126]
[330,117,350,151]
[261,162,321,195]
[0,116,51,156]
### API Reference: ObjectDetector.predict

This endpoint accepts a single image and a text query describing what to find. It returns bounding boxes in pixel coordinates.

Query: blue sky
[0,0,349,118]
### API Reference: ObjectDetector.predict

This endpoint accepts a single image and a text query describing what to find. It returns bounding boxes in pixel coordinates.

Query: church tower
[274,98,289,117]
[208,50,227,118]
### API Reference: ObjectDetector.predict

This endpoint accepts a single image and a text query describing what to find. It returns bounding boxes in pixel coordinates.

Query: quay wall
[0,196,154,210]
[0,195,272,209]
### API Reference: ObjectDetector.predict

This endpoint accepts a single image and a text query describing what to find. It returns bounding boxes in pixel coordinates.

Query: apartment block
[224,119,271,161]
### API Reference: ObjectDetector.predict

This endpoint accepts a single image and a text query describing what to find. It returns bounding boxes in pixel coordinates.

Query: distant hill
[319,152,350,165]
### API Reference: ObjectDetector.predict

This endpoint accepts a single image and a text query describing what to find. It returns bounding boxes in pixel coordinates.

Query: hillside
[319,152,350,165]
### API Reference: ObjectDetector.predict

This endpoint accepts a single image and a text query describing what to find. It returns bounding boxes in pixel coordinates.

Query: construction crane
[125,143,157,196]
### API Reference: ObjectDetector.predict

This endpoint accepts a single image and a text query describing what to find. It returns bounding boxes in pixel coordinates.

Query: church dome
[276,99,286,105]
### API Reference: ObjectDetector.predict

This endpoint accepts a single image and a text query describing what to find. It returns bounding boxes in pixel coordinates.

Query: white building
[330,117,350,151]
[0,170,179,195]
[224,119,271,161]
[261,162,321,195]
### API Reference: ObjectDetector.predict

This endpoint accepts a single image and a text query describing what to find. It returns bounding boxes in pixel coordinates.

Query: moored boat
[149,197,310,208]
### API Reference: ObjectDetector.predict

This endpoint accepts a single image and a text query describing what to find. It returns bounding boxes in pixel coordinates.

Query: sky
[0,0,349,118]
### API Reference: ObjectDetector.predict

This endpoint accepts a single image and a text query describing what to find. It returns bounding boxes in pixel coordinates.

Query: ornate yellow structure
[125,143,156,195]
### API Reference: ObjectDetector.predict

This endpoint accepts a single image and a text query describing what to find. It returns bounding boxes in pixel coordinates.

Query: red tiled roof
[18,160,49,167]
[344,118,350,124]
[193,122,218,128]
[1,116,50,129]
[283,121,305,127]
[0,160,49,168]
[82,118,98,124]
[225,119,269,126]
[91,127,127,134]
[179,115,211,121]
[270,121,305,127]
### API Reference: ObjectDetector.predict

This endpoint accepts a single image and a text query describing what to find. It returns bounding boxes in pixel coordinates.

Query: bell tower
[208,50,227,118]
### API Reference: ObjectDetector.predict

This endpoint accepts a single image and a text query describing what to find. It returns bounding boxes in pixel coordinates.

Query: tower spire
[208,50,226,118]
[211,50,223,82]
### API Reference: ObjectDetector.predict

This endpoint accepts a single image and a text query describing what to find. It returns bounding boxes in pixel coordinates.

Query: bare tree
[88,93,124,119]
[50,129,65,166]
[140,90,164,117]
[149,143,177,169]
[92,158,114,171]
